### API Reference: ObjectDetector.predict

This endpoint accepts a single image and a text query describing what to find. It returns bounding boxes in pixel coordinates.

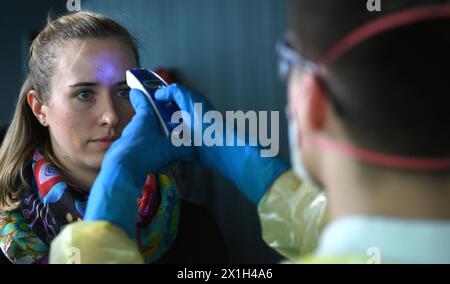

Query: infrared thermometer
[126,68,180,137]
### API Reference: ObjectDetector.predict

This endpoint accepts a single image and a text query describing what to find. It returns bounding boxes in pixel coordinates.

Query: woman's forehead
[55,38,137,86]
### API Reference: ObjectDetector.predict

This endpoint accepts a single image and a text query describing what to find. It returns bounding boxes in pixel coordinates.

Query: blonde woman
[0,11,226,264]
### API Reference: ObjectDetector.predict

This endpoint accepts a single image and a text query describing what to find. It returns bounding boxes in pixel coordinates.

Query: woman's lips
[91,137,118,148]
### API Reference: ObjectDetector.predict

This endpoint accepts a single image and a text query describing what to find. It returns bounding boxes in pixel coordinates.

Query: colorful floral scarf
[0,149,180,263]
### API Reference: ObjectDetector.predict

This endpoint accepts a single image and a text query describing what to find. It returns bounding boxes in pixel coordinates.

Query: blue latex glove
[84,89,193,238]
[155,84,289,205]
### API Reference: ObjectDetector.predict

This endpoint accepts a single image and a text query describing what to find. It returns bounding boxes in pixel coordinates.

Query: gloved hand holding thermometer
[126,68,288,204]
[155,83,289,205]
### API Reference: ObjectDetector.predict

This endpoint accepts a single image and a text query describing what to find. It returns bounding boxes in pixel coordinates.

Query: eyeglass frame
[276,33,321,81]
[276,33,345,118]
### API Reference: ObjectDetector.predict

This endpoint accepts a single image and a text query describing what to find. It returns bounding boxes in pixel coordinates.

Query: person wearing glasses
[50,1,450,264]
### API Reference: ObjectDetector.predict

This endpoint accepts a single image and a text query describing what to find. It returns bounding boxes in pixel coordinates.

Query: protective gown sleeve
[50,169,328,264]
[257,169,328,262]
[49,221,143,264]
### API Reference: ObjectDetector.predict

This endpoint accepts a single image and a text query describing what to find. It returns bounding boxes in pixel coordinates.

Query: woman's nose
[98,93,119,127]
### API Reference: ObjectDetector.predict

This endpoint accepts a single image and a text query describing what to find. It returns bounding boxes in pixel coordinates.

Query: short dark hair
[289,0,450,157]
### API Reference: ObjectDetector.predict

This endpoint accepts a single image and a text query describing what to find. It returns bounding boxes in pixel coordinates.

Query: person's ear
[27,90,48,127]
[296,74,327,135]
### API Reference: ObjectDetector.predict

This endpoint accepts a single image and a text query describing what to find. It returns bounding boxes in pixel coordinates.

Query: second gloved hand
[155,84,289,205]
[84,89,193,238]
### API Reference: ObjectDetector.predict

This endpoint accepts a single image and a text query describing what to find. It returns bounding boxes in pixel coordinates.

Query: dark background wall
[0,0,290,263]
[0,1,67,127]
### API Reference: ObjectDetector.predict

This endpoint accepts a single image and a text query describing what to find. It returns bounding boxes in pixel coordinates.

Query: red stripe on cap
[303,135,450,171]
[321,5,450,66]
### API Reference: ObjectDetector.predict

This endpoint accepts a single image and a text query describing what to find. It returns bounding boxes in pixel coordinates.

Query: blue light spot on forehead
[92,52,124,85]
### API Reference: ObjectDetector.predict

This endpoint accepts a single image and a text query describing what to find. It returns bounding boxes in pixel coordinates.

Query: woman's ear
[27,90,48,127]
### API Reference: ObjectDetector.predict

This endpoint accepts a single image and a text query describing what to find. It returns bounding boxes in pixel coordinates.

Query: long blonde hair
[0,11,140,211]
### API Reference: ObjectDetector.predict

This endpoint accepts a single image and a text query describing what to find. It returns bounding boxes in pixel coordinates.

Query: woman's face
[43,38,137,172]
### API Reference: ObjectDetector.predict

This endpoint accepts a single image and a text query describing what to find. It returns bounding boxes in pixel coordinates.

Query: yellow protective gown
[257,170,328,261]
[50,169,328,264]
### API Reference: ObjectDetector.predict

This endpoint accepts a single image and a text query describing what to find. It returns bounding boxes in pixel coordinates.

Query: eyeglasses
[276,34,345,117]
[276,34,320,81]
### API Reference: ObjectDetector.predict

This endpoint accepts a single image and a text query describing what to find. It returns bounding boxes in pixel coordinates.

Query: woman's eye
[76,91,93,101]
[117,88,130,98]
